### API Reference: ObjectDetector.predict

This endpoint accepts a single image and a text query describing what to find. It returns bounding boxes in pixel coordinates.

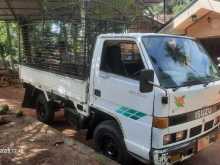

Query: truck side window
[100,40,145,80]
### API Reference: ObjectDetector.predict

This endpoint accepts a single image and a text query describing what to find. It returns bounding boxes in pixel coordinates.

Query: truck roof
[98,33,194,40]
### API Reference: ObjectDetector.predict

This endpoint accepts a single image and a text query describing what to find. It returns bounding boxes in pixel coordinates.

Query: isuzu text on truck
[20,33,220,165]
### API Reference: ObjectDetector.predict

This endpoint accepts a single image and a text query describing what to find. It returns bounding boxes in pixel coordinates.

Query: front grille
[204,120,214,131]
[169,102,220,126]
[190,125,202,137]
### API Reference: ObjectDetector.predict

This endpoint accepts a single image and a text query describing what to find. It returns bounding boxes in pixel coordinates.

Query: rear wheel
[64,107,80,129]
[94,120,131,164]
[35,94,54,124]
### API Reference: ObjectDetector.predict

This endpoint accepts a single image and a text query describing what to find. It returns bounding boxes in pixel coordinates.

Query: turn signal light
[153,117,169,129]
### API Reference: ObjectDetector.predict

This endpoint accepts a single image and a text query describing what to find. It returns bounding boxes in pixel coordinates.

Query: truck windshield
[142,36,220,88]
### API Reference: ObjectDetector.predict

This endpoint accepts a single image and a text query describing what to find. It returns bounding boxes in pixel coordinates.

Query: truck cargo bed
[19,65,88,103]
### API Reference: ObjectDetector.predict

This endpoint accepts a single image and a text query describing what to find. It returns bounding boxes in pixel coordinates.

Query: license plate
[197,133,217,152]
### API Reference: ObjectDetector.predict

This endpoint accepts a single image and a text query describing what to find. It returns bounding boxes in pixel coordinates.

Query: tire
[94,120,131,164]
[64,107,80,129]
[35,93,54,124]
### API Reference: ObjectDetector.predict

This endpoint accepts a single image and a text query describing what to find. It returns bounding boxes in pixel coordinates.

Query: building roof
[0,0,77,21]
[0,0,42,20]
[0,0,165,21]
[159,0,220,35]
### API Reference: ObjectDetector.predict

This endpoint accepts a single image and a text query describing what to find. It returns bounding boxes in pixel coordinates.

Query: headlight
[163,134,172,145]
[176,131,186,141]
[163,130,187,145]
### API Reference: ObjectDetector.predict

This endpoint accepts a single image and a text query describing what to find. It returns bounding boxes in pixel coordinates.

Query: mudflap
[22,83,38,108]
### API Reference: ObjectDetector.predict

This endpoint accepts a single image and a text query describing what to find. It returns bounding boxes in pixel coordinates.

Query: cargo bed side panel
[19,65,88,103]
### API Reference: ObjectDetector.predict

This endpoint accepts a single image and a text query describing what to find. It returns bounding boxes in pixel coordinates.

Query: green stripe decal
[116,106,146,120]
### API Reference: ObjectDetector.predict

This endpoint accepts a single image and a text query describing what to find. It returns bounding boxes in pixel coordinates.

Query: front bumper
[152,128,220,165]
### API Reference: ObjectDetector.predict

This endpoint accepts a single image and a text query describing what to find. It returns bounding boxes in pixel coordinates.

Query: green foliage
[146,0,194,19]
[0,104,9,115]
[172,0,194,14]
[0,21,19,70]
[16,109,24,117]
[90,0,142,21]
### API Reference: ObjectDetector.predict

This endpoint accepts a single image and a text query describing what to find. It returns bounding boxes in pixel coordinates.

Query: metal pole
[163,0,166,23]
[18,24,21,63]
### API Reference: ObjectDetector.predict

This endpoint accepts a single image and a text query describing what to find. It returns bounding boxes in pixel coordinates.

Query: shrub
[16,109,24,117]
[0,104,9,115]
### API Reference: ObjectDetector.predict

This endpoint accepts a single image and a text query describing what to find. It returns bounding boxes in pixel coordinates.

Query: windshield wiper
[184,63,217,86]
[173,79,204,91]
[199,75,220,86]
[182,79,204,86]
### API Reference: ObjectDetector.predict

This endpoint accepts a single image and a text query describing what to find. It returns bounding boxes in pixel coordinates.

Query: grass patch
[95,154,107,165]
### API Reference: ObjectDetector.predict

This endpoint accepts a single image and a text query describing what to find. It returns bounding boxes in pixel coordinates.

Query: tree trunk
[5,22,15,70]
[17,25,21,63]
[0,52,7,69]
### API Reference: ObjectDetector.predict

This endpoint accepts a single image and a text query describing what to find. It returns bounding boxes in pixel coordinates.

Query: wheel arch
[22,83,44,108]
[86,106,125,140]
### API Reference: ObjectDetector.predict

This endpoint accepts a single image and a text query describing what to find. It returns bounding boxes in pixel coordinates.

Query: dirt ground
[0,113,117,165]
[1,86,220,165]
[0,86,92,147]
[0,86,117,165]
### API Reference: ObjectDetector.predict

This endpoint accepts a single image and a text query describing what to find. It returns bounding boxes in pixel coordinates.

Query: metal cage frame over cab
[19,1,132,80]
[0,0,164,79]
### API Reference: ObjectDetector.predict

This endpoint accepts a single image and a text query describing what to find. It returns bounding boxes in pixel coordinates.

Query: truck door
[91,39,155,159]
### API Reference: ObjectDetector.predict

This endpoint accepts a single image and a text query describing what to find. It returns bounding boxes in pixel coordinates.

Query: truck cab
[89,33,220,164]
[20,33,220,165]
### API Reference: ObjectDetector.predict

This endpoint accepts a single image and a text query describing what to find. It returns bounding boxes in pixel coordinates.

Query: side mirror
[140,69,154,93]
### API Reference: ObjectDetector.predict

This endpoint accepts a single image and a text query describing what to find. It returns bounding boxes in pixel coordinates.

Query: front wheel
[35,94,54,124]
[94,120,131,164]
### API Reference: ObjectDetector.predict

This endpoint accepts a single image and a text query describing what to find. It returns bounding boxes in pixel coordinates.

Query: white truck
[20,33,220,165]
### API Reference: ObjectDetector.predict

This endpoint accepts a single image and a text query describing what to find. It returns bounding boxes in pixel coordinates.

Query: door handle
[94,89,101,97]
[100,74,109,79]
